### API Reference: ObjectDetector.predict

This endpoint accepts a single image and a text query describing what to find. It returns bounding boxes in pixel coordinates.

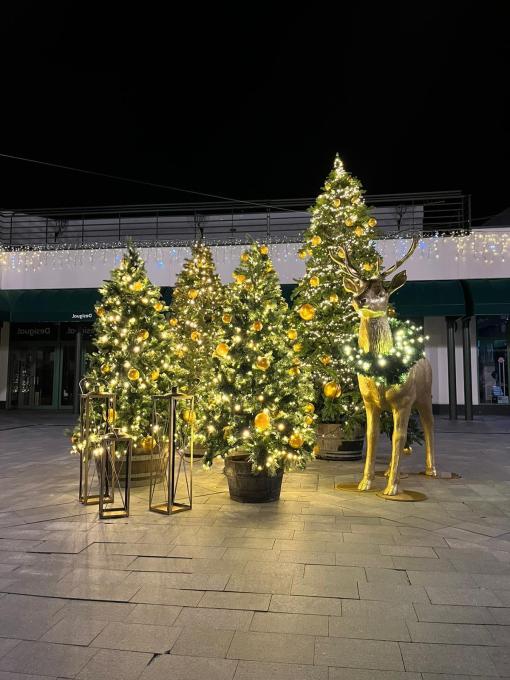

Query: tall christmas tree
[166,242,224,446]
[292,155,379,429]
[204,243,316,474]
[71,243,171,451]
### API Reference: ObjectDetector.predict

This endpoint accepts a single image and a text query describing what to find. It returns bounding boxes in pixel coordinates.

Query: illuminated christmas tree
[292,155,379,429]
[204,243,316,474]
[166,242,225,446]
[71,243,171,451]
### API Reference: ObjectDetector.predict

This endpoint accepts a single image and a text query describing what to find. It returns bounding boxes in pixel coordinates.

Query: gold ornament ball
[142,436,155,451]
[182,409,196,424]
[344,218,354,227]
[403,446,413,455]
[298,250,307,260]
[241,253,250,263]
[222,313,232,324]
[256,356,270,371]
[169,318,178,327]
[191,331,201,341]
[304,403,315,413]
[320,354,331,365]
[304,415,314,426]
[354,226,364,237]
[325,182,332,190]
[128,368,140,381]
[329,293,339,303]
[254,412,270,431]
[312,444,320,456]
[299,304,315,321]
[251,321,263,332]
[259,245,269,255]
[311,235,322,247]
[387,305,397,318]
[188,288,199,299]
[287,328,298,340]
[323,381,342,398]
[215,342,229,357]
[289,433,304,449]
[293,343,302,353]
[154,301,164,312]
[333,198,341,208]
[309,276,320,287]
[150,369,160,381]
[96,306,105,317]
[234,273,246,284]
[132,281,144,292]
[368,217,377,228]
[137,329,149,342]
[337,247,346,259]
[106,408,116,424]
[362,263,373,272]
[101,363,111,374]
[288,366,300,376]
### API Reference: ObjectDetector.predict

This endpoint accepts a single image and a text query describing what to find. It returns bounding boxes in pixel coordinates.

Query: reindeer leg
[383,404,411,496]
[358,406,380,491]
[416,399,437,477]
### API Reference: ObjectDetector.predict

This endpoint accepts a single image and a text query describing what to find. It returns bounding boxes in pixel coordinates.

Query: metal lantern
[149,392,194,514]
[98,431,133,519]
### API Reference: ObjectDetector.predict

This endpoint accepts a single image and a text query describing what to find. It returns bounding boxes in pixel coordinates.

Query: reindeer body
[332,236,437,496]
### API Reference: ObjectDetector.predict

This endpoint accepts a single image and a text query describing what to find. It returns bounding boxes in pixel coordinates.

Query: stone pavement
[1,413,510,679]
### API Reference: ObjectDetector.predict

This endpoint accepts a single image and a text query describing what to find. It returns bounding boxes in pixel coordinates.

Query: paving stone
[171,626,234,658]
[269,594,343,616]
[41,616,107,645]
[426,585,502,606]
[0,641,97,677]
[199,591,270,611]
[0,640,20,660]
[364,567,409,584]
[278,551,335,565]
[131,586,205,606]
[391,556,455,572]
[329,615,410,641]
[407,620,494,645]
[250,611,328,635]
[126,603,182,626]
[487,647,510,678]
[414,602,496,624]
[225,573,293,595]
[315,637,404,671]
[0,609,64,640]
[400,641,499,675]
[227,630,315,664]
[380,545,438,558]
[358,582,429,603]
[234,660,328,680]
[77,648,152,680]
[487,624,510,645]
[139,653,237,680]
[91,621,182,653]
[335,553,394,568]
[329,671,421,680]
[175,606,253,631]
[342,599,417,620]
[406,570,477,587]
[487,606,510,624]
[56,600,136,621]
[291,577,359,599]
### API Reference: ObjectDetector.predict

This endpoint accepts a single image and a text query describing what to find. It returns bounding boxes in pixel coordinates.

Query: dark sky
[1,3,508,219]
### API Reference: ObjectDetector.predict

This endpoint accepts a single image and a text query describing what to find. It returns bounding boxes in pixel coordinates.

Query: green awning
[462,279,510,315]
[3,289,100,322]
[0,291,10,321]
[391,280,466,317]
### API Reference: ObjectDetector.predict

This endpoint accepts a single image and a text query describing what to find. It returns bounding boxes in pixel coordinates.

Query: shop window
[477,315,510,405]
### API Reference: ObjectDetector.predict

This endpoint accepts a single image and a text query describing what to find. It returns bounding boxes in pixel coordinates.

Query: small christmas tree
[166,242,224,447]
[71,243,171,451]
[292,155,379,429]
[204,243,316,474]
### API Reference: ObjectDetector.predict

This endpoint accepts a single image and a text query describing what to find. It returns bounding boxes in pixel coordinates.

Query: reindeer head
[330,236,419,319]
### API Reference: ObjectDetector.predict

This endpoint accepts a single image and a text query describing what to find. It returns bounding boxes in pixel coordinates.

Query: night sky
[1,4,508,219]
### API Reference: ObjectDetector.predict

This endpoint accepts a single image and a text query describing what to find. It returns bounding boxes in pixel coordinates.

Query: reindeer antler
[381,234,420,277]
[329,246,362,279]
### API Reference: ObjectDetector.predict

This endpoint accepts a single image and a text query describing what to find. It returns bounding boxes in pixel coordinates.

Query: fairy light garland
[342,319,428,386]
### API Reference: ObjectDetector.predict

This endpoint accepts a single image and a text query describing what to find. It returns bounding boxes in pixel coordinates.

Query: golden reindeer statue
[332,236,437,497]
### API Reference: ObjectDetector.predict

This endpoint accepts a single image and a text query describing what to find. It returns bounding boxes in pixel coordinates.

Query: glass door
[477,315,510,405]
[8,346,57,408]
[60,343,76,408]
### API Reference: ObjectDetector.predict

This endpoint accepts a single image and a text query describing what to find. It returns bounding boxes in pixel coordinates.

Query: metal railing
[0,191,471,248]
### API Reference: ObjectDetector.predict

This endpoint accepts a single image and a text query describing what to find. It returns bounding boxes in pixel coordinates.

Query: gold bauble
[251,321,263,332]
[96,306,106,317]
[368,217,377,228]
[344,218,354,227]
[323,381,342,398]
[234,273,246,284]
[329,293,339,303]
[311,235,322,247]
[289,433,304,449]
[101,363,111,374]
[215,342,229,357]
[325,182,332,190]
[182,409,196,424]
[309,276,320,287]
[320,355,331,365]
[293,343,302,353]
[304,415,314,426]
[137,329,149,342]
[106,408,116,424]
[191,331,201,341]
[354,227,364,237]
[362,263,373,272]
[154,301,164,312]
[333,198,341,208]
[150,369,160,381]
[188,289,199,299]
[260,245,269,255]
[287,328,298,340]
[387,305,397,318]
[304,403,315,413]
[241,253,250,262]
[169,318,178,327]
[337,247,346,259]
[312,444,320,455]
[254,412,270,431]
[298,250,307,260]
[141,436,155,451]
[128,368,140,381]
[403,446,413,455]
[288,366,300,376]
[299,304,315,321]
[132,281,144,292]
[222,313,232,324]
[292,357,300,366]
[256,357,270,371]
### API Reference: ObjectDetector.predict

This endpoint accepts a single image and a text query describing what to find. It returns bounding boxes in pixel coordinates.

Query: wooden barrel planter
[120,446,165,487]
[316,423,364,461]
[224,454,283,503]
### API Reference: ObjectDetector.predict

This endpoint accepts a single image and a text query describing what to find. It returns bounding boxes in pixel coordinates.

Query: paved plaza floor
[1,412,510,679]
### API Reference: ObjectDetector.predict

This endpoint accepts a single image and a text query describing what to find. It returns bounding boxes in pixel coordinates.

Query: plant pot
[316,423,364,461]
[120,446,165,487]
[224,454,283,503]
